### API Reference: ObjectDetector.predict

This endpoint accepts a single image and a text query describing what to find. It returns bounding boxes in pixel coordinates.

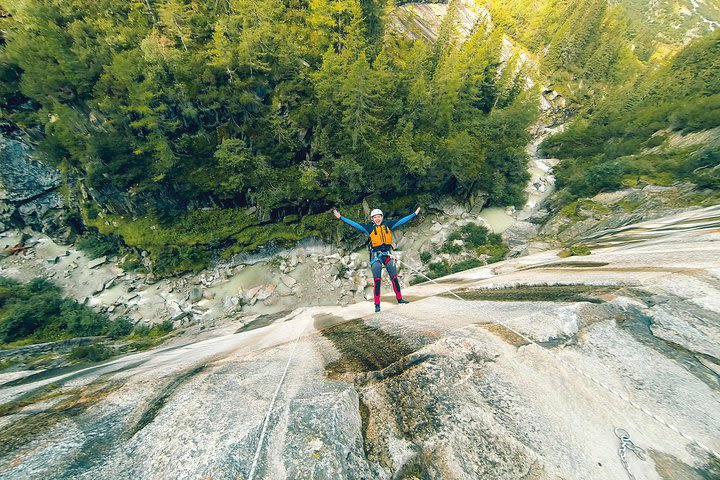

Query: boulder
[429,197,465,216]
[430,231,447,246]
[244,286,262,302]
[501,221,539,249]
[280,273,297,288]
[395,235,413,251]
[525,209,550,224]
[170,311,191,323]
[0,135,61,203]
[328,264,341,279]
[256,284,276,301]
[0,134,71,238]
[189,286,203,304]
[223,296,241,311]
[289,252,299,268]
[88,256,107,269]
[16,192,65,228]
[202,290,216,300]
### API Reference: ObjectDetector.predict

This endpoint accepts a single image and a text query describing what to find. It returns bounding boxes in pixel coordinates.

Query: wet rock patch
[0,381,118,460]
[128,364,207,437]
[448,284,616,303]
[320,320,418,380]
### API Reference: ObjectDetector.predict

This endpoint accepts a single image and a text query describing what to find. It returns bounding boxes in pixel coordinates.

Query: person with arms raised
[333,206,421,312]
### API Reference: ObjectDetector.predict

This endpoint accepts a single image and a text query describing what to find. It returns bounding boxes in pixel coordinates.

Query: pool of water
[477,207,517,233]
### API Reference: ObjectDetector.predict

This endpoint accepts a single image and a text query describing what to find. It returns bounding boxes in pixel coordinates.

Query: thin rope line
[248,316,307,480]
[396,257,720,459]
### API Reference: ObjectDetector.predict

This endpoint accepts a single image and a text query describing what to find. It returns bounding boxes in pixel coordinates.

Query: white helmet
[370,208,383,217]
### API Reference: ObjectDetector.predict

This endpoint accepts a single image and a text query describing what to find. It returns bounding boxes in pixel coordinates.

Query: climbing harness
[393,257,720,461]
[615,427,647,480]
[370,250,397,266]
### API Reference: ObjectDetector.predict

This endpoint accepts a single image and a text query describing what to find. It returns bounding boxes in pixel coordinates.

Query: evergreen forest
[1,0,718,273]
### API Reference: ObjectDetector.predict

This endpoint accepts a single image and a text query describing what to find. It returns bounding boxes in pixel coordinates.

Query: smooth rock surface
[1,206,719,479]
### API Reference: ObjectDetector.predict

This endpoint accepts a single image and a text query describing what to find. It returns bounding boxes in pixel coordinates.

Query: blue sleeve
[340,216,370,235]
[388,212,417,230]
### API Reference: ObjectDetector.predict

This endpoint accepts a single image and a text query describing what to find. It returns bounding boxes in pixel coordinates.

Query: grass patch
[480,324,530,347]
[560,199,611,222]
[123,338,164,352]
[559,201,587,222]
[0,358,21,371]
[558,245,592,258]
[617,197,643,212]
[129,320,174,339]
[0,382,64,417]
[446,284,615,303]
[477,242,510,264]
[0,381,117,457]
[68,344,114,362]
[75,233,122,259]
[451,258,484,273]
[524,261,609,269]
[82,206,338,275]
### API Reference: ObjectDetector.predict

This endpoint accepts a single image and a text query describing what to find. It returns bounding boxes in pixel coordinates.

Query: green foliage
[118,253,147,273]
[458,223,489,248]
[544,30,720,204]
[476,241,509,264]
[485,0,651,91]
[450,258,484,273]
[153,245,211,276]
[558,245,592,258]
[441,223,494,253]
[427,260,451,278]
[132,319,174,339]
[418,221,509,283]
[132,324,151,337]
[0,0,537,264]
[8,0,715,269]
[0,276,109,344]
[107,317,134,339]
[68,344,113,362]
[440,242,462,254]
[693,148,720,189]
[0,358,21,371]
[214,139,269,200]
[75,233,122,259]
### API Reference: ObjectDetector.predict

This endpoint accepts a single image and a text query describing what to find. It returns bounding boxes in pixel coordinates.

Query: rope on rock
[248,314,307,480]
[395,257,720,460]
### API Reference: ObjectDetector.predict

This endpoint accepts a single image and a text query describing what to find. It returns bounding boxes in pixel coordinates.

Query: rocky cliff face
[0,134,72,240]
[1,207,718,479]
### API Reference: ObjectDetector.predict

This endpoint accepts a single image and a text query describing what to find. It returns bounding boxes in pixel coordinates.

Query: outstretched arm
[388,207,421,230]
[333,208,370,234]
